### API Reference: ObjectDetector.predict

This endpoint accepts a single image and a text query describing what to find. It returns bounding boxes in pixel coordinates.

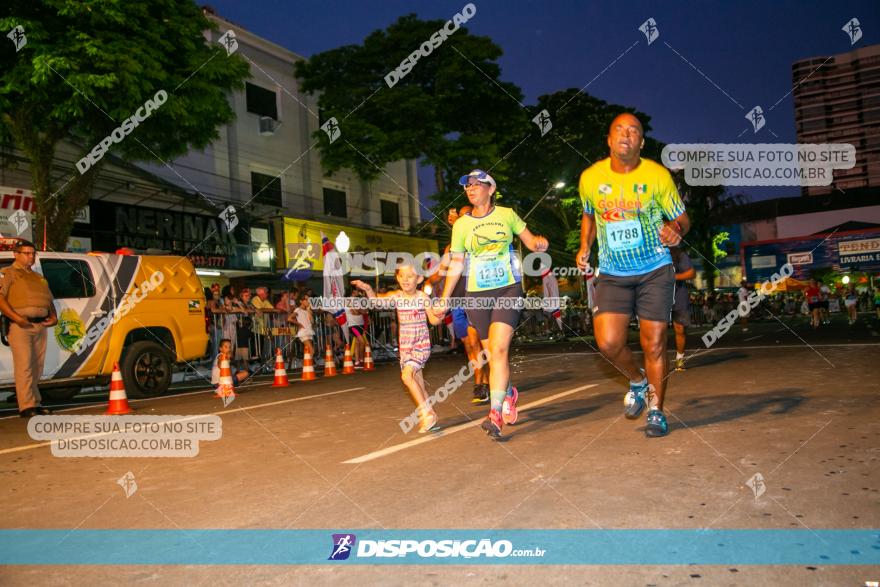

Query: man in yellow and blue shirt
[576,113,690,437]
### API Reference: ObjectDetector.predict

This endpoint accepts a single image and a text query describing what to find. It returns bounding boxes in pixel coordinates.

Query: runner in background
[805,278,821,329]
[819,281,831,325]
[737,279,750,333]
[671,247,695,371]
[844,285,858,325]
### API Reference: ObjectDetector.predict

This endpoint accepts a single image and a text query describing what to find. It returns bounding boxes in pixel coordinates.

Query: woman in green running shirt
[438,169,549,439]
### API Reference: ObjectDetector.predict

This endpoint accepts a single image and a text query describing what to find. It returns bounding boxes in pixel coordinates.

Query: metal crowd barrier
[204,308,450,369]
[202,289,856,373]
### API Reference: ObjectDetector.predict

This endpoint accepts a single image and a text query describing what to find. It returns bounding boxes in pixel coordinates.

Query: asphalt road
[0,312,878,585]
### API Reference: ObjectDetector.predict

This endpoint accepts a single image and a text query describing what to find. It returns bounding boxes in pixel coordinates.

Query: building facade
[688,190,880,289]
[142,9,424,245]
[2,7,433,292]
[792,44,880,196]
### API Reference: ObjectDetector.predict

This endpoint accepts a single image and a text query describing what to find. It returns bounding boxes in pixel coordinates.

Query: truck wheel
[41,386,81,403]
[122,341,172,398]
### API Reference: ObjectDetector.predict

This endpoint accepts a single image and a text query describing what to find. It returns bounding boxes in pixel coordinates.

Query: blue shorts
[451,308,470,339]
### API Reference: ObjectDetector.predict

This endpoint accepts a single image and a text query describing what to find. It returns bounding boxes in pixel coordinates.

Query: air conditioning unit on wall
[259,116,279,136]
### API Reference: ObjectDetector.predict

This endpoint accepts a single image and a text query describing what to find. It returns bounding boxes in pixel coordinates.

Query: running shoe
[645,409,668,438]
[624,371,648,419]
[481,409,503,439]
[502,385,519,425]
[674,357,686,371]
[418,412,441,434]
[471,384,489,404]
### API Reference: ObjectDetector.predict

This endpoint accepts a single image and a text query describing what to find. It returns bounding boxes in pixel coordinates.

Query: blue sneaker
[624,375,648,419]
[645,409,668,437]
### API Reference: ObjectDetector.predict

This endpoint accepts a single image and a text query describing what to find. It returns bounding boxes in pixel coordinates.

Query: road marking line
[514,353,571,364]
[704,343,880,350]
[0,387,365,456]
[343,384,599,465]
[743,335,763,341]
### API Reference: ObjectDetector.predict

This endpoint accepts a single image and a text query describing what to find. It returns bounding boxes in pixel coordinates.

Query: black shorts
[594,264,675,323]
[808,302,820,311]
[465,282,524,340]
[672,307,691,327]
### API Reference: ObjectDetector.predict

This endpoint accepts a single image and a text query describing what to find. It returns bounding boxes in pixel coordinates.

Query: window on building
[40,259,96,298]
[251,172,282,207]
[246,83,278,120]
[323,187,346,218]
[801,119,827,132]
[380,200,400,227]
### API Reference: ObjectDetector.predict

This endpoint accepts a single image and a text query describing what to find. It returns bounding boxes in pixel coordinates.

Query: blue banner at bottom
[0,530,877,565]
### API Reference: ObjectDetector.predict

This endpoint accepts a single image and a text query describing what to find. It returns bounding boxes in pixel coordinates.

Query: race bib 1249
[473,256,510,290]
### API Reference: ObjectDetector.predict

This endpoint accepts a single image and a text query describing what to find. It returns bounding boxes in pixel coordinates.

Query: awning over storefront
[276,216,439,278]
[769,277,809,291]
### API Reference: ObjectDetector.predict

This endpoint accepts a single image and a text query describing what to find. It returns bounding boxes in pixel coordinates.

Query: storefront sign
[839,238,880,265]
[84,201,261,271]
[743,228,880,281]
[1,186,89,242]
[0,186,35,240]
[786,252,813,265]
[278,217,439,275]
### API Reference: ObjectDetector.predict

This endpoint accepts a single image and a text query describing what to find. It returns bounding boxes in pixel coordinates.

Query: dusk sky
[206,0,879,204]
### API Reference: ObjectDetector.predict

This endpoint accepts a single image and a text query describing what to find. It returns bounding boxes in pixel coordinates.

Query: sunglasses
[465,178,491,187]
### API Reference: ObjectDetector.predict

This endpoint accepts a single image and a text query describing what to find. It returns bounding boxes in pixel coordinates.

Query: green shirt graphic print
[450,206,526,292]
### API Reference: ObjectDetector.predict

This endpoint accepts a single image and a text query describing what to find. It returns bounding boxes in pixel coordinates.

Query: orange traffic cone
[323,345,337,377]
[214,353,236,400]
[271,348,290,387]
[342,346,355,374]
[106,362,133,415]
[364,344,375,371]
[301,350,316,381]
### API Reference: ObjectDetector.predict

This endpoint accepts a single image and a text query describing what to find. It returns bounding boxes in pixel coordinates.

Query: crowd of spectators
[200,280,879,367]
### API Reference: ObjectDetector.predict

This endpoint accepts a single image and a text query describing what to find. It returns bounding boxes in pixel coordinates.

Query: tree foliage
[500,89,664,261]
[294,13,527,196]
[0,0,249,249]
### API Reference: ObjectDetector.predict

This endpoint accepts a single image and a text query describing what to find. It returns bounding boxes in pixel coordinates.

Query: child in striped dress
[352,263,442,433]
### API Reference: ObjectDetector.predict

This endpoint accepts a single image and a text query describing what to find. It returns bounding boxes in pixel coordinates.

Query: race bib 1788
[606,219,644,251]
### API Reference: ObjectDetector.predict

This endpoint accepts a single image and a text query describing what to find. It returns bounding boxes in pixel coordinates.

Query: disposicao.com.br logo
[327,533,544,560]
